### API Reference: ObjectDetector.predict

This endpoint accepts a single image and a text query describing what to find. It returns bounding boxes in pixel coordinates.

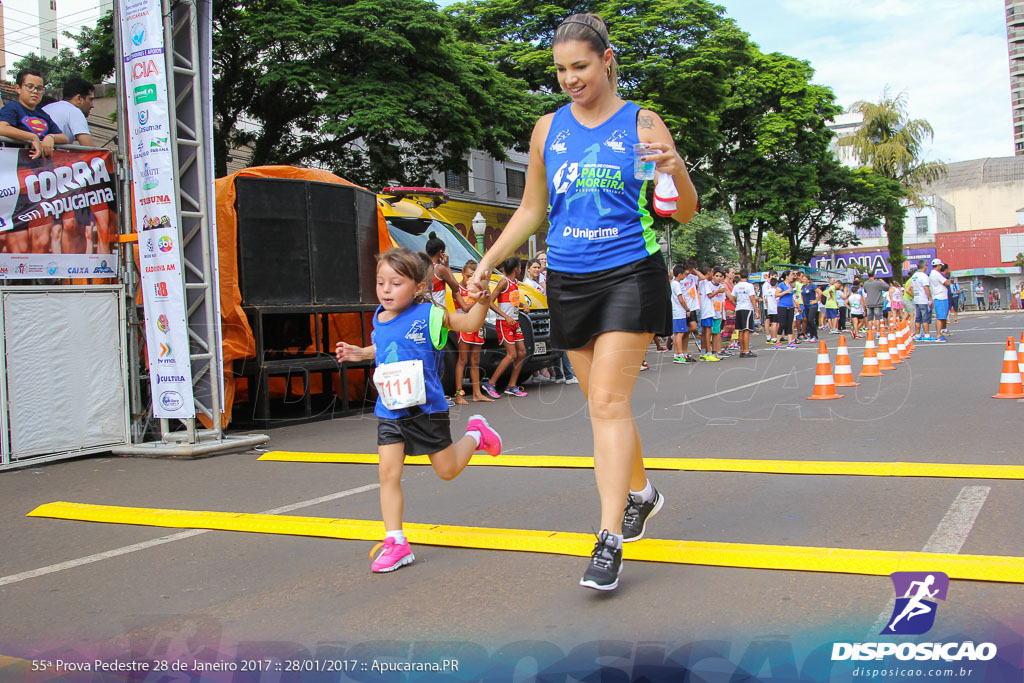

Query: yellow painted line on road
[27,501,1024,583]
[258,452,1024,480]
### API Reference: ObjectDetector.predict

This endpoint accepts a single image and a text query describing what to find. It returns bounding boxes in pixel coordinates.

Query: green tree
[668,209,738,268]
[703,47,846,269]
[760,230,789,267]
[447,0,750,164]
[8,13,113,86]
[63,0,538,185]
[8,48,87,87]
[836,89,945,275]
[776,162,908,264]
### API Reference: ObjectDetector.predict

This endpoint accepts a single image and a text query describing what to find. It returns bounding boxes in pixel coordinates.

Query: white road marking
[0,483,381,588]
[673,373,796,407]
[867,486,991,637]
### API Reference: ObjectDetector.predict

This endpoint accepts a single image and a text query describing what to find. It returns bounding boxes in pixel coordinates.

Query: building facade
[1008,0,1024,155]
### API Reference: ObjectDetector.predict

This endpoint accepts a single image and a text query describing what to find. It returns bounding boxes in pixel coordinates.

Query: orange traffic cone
[876,328,896,371]
[833,335,860,387]
[1018,332,1023,379]
[894,323,908,361]
[887,324,903,364]
[859,330,884,378]
[902,322,913,356]
[808,340,844,400]
[992,337,1024,399]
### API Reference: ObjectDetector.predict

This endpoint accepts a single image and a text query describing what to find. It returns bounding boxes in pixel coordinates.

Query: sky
[4,0,1013,164]
[717,0,1014,163]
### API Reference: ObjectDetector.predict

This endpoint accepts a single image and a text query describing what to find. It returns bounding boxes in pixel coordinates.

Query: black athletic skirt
[547,252,672,350]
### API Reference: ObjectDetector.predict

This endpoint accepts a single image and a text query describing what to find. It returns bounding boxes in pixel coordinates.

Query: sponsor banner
[0,148,119,271]
[120,0,195,419]
[810,247,937,279]
[0,253,118,279]
[139,226,192,416]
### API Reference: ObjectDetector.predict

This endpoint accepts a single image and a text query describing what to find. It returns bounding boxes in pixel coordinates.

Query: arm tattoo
[638,114,655,129]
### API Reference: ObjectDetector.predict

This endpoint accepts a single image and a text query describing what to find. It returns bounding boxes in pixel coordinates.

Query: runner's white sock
[385,530,406,545]
[607,532,624,549]
[630,479,655,503]
[465,430,482,448]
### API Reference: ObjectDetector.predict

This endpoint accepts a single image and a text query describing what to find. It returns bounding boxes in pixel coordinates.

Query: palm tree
[837,89,945,275]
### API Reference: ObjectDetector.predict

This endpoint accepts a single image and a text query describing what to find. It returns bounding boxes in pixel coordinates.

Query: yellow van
[376,187,558,390]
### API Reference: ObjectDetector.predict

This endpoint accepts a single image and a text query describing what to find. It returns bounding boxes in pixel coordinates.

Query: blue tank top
[777,282,794,308]
[371,302,448,419]
[543,101,658,274]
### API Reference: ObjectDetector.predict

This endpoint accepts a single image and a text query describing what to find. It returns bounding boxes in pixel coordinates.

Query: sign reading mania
[810,248,937,279]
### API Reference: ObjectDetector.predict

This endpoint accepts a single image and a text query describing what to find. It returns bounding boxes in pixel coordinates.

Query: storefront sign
[810,248,937,279]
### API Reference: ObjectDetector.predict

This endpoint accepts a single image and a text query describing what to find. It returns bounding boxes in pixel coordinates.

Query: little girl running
[335,248,502,573]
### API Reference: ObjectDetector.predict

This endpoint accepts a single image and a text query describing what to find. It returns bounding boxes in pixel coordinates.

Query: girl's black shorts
[378,409,452,456]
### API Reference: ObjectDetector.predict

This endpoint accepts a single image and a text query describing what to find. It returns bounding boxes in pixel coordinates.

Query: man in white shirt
[42,77,116,255]
[43,77,94,146]
[909,259,934,341]
[928,259,950,341]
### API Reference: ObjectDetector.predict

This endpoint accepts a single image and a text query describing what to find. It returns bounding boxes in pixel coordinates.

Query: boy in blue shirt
[0,69,68,159]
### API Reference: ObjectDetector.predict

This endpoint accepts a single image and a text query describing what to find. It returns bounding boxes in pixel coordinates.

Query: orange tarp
[204,166,390,428]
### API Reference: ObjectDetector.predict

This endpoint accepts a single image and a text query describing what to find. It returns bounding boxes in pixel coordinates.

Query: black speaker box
[235,177,378,305]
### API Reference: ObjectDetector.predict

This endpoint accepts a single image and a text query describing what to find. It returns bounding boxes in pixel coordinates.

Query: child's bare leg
[508,341,527,387]
[489,340,516,387]
[428,432,480,481]
[379,443,406,531]
[455,343,469,404]
[469,347,492,401]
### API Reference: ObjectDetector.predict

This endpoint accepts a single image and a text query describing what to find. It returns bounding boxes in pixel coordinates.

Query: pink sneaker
[370,537,414,573]
[466,414,502,456]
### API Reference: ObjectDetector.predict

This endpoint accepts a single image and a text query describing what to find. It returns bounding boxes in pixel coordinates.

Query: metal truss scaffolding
[114,0,267,456]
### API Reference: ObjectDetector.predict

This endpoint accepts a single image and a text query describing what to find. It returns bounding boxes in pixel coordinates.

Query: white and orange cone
[876,329,896,371]
[901,322,913,357]
[888,324,904,364]
[859,330,884,378]
[1018,332,1023,379]
[808,340,844,400]
[895,323,908,362]
[833,335,860,387]
[993,337,1024,399]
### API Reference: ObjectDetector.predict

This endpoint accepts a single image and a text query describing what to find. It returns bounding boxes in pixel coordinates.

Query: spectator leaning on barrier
[0,69,69,159]
[42,77,94,146]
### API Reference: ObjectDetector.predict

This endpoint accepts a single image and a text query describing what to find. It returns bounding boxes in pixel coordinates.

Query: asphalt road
[2,312,1023,681]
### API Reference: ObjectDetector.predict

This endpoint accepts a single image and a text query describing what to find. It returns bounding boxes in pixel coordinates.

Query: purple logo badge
[881,572,949,635]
